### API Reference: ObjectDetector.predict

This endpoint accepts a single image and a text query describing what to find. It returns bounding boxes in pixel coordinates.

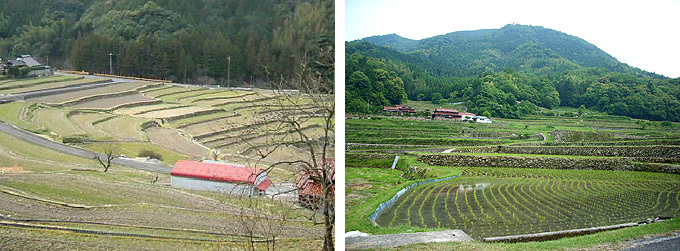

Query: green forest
[346,24,680,122]
[0,0,333,86]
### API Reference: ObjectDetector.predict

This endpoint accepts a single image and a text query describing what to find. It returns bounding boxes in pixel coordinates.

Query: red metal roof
[434,108,459,113]
[256,179,272,191]
[460,112,476,116]
[171,160,263,184]
[295,158,335,197]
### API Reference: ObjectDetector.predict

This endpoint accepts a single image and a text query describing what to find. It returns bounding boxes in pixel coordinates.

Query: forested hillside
[346,24,680,122]
[0,0,333,86]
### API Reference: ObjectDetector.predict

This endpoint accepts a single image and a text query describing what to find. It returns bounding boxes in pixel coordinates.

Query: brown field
[0,78,107,95]
[28,82,149,104]
[113,103,184,116]
[67,94,157,110]
[133,106,218,119]
[146,127,210,159]
[180,114,258,136]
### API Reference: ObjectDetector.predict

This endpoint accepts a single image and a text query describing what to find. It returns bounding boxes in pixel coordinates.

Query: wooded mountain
[0,0,334,87]
[346,24,680,122]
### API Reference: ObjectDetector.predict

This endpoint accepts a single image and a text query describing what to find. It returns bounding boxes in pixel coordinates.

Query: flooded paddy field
[376,166,680,240]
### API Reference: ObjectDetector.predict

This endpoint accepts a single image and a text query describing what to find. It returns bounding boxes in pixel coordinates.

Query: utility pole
[109,52,113,75]
[367,100,370,114]
[227,56,231,88]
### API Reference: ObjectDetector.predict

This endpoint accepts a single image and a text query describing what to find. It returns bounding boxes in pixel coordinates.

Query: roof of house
[460,112,476,116]
[383,106,400,111]
[6,60,26,67]
[171,160,264,184]
[295,158,335,196]
[18,55,41,67]
[434,108,459,113]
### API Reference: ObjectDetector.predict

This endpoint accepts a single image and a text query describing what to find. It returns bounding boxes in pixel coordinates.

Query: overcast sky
[345,0,680,78]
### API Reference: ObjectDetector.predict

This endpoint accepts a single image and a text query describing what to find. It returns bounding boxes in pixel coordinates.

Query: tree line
[0,0,333,87]
[346,48,680,122]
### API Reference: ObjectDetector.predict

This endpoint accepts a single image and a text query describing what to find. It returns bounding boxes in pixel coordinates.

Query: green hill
[0,0,334,85]
[346,24,680,122]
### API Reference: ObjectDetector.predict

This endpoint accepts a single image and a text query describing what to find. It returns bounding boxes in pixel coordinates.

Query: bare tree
[93,142,119,172]
[235,194,288,251]
[233,48,335,250]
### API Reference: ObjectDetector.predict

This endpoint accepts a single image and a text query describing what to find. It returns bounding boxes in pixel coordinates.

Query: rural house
[2,55,52,77]
[432,108,462,120]
[295,158,335,208]
[382,104,417,114]
[170,160,272,195]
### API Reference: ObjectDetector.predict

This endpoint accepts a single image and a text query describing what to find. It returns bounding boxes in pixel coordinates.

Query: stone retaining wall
[418,154,680,174]
[468,146,680,158]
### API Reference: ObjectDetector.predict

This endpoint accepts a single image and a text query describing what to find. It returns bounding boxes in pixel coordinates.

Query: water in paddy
[376,175,680,240]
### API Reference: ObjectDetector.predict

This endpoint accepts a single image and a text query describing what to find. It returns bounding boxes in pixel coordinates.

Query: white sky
[345,0,680,78]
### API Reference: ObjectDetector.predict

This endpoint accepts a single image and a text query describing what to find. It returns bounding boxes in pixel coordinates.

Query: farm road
[620,231,680,251]
[0,121,170,173]
[345,229,473,250]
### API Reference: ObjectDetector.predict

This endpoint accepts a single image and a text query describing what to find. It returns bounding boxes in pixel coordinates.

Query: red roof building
[295,158,335,208]
[383,104,417,114]
[432,108,462,120]
[171,160,272,195]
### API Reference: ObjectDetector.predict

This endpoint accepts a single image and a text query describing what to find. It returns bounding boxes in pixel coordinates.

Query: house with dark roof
[294,158,335,208]
[2,55,52,77]
[170,160,272,195]
[18,55,41,67]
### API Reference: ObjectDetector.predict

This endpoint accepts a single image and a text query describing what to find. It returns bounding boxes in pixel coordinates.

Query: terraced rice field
[146,127,209,158]
[67,112,113,138]
[67,93,158,110]
[92,116,152,141]
[3,75,330,169]
[113,103,183,116]
[0,77,111,94]
[0,75,81,90]
[375,166,680,240]
[132,106,220,119]
[28,82,150,104]
[32,108,86,136]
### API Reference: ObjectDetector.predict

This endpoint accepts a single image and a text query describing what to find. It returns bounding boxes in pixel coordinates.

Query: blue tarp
[369,173,463,221]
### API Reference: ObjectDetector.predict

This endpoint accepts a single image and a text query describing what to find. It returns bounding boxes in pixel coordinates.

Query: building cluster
[0,55,52,77]
[383,104,492,123]
[382,104,417,114]
[170,158,335,208]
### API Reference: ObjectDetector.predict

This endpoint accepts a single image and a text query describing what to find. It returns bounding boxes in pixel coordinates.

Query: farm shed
[170,160,272,195]
[295,158,335,208]
[472,116,492,123]
[460,112,476,121]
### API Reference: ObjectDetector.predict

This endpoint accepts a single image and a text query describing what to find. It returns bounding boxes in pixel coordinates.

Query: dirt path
[345,230,473,250]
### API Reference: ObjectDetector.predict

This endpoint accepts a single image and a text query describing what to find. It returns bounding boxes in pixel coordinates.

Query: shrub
[138,149,163,160]
[62,136,90,143]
